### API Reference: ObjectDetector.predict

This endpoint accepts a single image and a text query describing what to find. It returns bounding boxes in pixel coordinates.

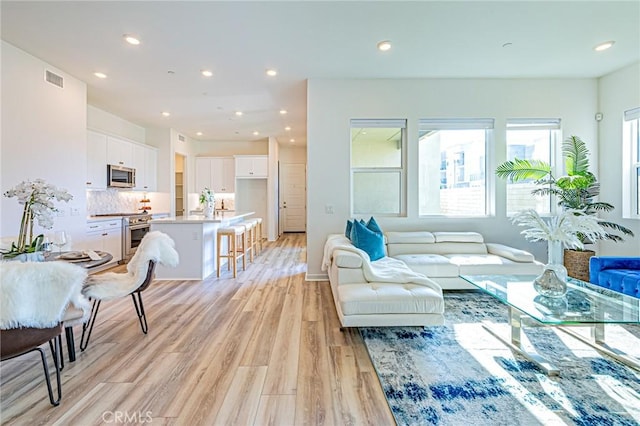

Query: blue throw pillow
[351,219,385,261]
[366,216,382,234]
[345,220,353,239]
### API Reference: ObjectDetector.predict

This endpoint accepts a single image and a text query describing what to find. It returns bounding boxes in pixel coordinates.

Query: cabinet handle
[89,225,99,229]
[86,182,92,185]
[119,161,124,165]
[102,233,108,236]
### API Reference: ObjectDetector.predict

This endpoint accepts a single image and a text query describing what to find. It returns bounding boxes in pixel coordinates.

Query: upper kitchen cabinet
[195,157,235,193]
[107,136,133,167]
[211,157,235,193]
[132,144,158,192]
[235,155,268,178]
[87,130,107,189]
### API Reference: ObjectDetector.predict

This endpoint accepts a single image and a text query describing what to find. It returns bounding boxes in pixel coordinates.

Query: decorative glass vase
[203,202,214,218]
[533,240,568,298]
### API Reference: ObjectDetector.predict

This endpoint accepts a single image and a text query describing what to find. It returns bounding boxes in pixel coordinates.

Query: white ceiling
[2,1,639,147]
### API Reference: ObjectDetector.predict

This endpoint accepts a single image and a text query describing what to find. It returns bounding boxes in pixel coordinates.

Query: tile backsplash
[87,189,143,215]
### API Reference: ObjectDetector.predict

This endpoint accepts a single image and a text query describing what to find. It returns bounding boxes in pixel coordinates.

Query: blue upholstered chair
[589,256,640,298]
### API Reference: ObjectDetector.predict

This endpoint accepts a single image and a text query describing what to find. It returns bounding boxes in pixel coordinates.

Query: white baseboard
[305,273,328,281]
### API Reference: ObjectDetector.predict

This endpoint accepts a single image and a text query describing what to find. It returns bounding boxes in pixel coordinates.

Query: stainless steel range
[121,213,151,263]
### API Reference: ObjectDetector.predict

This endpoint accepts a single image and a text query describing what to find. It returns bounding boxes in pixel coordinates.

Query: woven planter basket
[564,249,595,282]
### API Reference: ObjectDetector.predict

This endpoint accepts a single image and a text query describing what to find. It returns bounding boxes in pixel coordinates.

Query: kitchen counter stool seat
[217,225,247,278]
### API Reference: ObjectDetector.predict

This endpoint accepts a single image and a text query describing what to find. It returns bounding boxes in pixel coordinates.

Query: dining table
[46,250,113,362]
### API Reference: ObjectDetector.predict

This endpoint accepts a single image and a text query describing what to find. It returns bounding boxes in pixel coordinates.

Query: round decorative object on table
[534,267,568,298]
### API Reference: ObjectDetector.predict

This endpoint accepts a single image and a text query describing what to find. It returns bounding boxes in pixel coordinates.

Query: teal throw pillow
[345,220,353,239]
[351,219,385,261]
[366,216,383,234]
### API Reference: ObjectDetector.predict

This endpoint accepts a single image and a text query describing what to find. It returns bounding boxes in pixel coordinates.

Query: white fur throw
[322,234,442,294]
[0,261,91,329]
[83,231,179,301]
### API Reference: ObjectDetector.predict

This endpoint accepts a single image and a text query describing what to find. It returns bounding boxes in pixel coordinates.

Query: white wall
[1,41,88,248]
[87,105,145,143]
[279,145,306,164]
[597,62,640,256]
[306,78,598,278]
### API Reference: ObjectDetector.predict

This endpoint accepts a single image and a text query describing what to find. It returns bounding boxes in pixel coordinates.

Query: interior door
[280,163,306,232]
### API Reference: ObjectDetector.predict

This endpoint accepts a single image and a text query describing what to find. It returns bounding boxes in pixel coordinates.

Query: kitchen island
[150,211,254,280]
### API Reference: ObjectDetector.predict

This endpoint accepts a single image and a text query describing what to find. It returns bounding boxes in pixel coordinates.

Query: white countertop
[150,211,254,224]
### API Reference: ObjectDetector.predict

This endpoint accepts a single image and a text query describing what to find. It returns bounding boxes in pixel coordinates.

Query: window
[623,107,640,218]
[505,119,560,215]
[418,118,493,216]
[350,119,406,216]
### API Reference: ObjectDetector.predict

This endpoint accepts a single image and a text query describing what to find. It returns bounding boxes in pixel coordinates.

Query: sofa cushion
[367,216,383,234]
[351,220,385,261]
[593,269,640,298]
[448,254,543,275]
[345,220,353,239]
[393,254,459,277]
[485,243,535,262]
[386,231,435,244]
[338,282,444,315]
[433,232,484,243]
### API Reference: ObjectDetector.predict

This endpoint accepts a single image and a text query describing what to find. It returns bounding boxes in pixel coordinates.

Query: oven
[121,214,151,263]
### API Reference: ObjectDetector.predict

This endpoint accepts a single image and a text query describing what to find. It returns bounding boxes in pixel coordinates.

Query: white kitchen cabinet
[132,144,157,191]
[196,156,236,193]
[195,157,213,193]
[107,136,133,167]
[235,155,268,178]
[85,219,122,263]
[86,130,107,189]
[211,157,235,193]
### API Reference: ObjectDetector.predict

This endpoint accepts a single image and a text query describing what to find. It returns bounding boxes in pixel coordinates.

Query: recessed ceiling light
[253,131,260,136]
[266,69,278,77]
[235,111,243,116]
[196,132,203,136]
[279,109,287,115]
[124,34,141,45]
[201,70,213,77]
[377,40,392,51]
[94,72,107,79]
[289,138,295,143]
[594,40,615,51]
[285,126,291,131]
[161,111,170,117]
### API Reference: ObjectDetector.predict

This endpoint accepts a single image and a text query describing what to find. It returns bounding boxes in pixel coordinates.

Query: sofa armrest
[589,256,640,283]
[486,243,535,263]
[333,249,364,269]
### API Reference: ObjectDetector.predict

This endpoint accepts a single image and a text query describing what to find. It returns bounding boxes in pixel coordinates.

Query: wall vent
[178,134,185,142]
[45,70,64,88]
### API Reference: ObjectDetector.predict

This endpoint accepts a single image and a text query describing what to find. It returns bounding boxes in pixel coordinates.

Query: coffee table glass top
[460,274,640,325]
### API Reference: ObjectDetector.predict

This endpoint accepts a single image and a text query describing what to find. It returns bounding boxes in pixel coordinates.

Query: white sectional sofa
[386,231,544,290]
[322,231,543,327]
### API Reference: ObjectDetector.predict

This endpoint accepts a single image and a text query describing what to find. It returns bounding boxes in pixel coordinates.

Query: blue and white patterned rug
[360,292,640,426]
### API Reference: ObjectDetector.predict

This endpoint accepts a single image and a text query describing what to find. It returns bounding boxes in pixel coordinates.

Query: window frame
[504,118,561,216]
[350,119,407,217]
[623,107,640,219]
[417,118,494,217]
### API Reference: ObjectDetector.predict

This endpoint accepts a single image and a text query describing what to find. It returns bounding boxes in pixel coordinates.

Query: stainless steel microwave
[107,164,136,188]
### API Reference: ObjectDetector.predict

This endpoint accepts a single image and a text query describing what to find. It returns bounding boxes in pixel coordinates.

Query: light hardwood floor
[0,233,395,425]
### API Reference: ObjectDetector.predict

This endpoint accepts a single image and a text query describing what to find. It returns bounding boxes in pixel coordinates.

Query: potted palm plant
[496,135,634,280]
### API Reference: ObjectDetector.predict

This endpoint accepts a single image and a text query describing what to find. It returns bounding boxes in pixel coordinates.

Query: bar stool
[238,221,256,262]
[244,218,260,259]
[216,225,247,278]
[253,217,263,253]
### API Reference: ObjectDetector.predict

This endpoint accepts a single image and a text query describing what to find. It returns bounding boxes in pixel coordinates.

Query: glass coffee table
[460,274,640,376]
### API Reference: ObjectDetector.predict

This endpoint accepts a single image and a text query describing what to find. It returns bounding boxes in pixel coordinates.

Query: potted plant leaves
[496,135,634,280]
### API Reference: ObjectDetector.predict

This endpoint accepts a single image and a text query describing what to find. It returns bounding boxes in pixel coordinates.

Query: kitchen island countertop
[150,211,253,224]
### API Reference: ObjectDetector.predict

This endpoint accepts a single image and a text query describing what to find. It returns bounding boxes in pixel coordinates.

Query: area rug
[360,292,640,426]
